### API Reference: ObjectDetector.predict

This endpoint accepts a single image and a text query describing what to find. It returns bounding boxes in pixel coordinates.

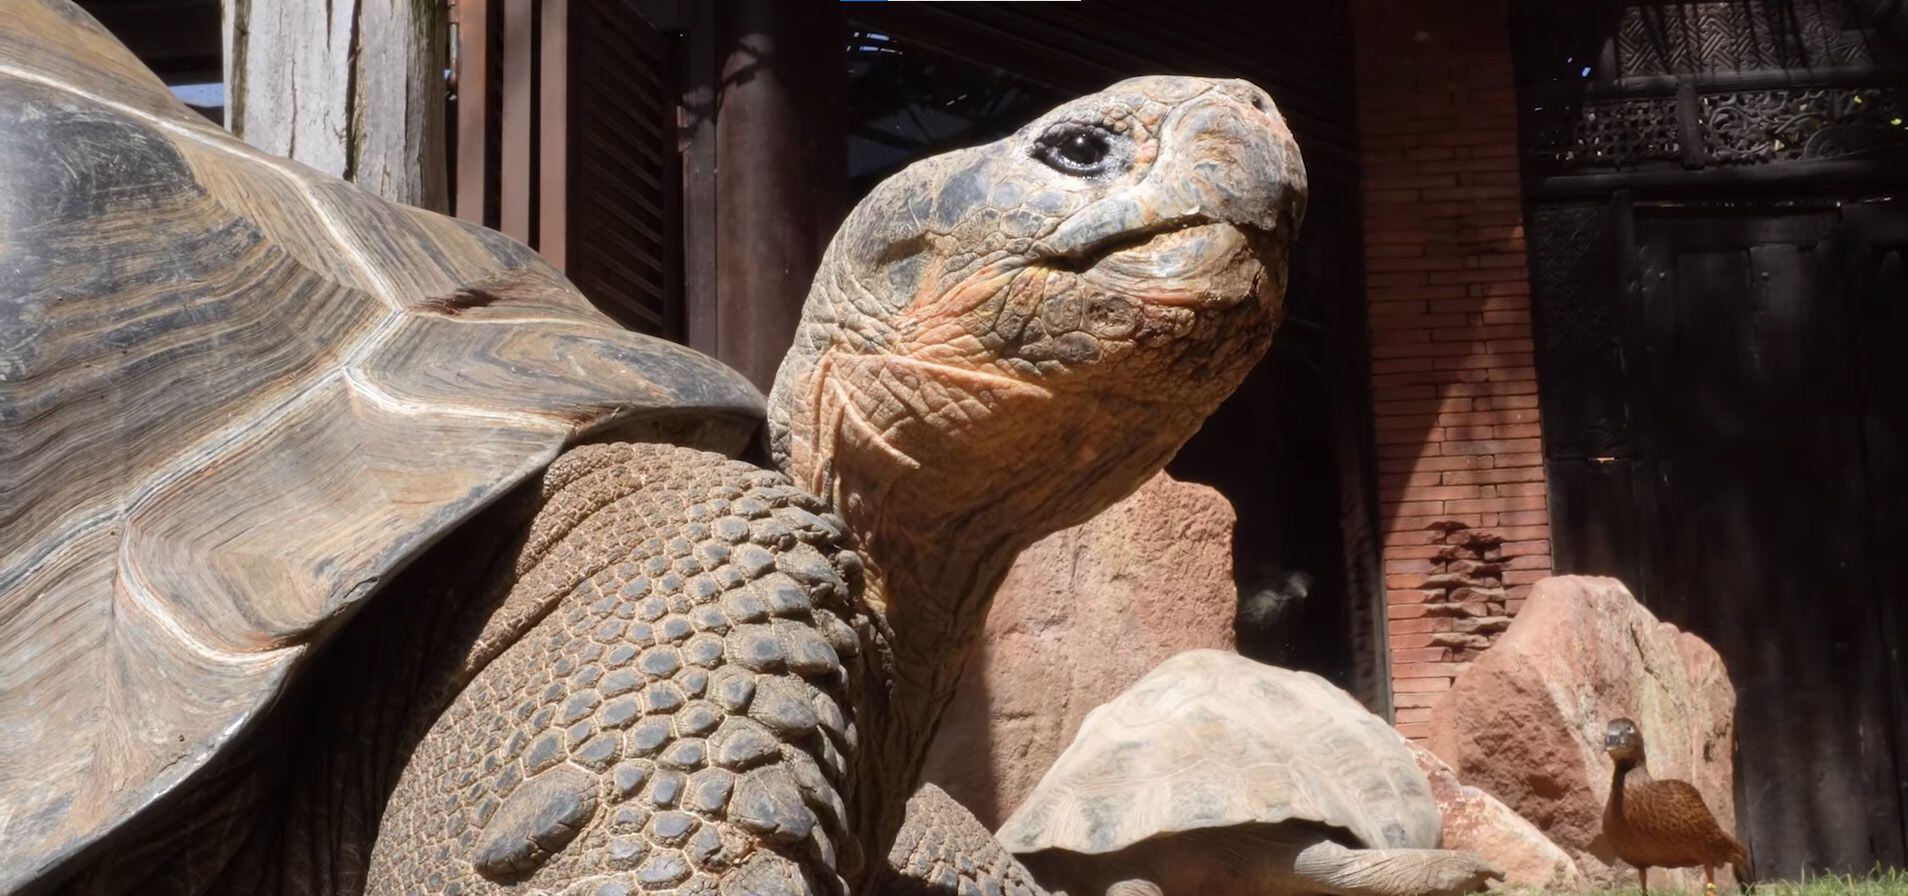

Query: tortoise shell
[997,650,1442,856]
[0,0,759,884]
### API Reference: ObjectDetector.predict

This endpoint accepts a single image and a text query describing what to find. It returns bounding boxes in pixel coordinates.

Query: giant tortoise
[999,651,1504,896]
[0,3,1304,893]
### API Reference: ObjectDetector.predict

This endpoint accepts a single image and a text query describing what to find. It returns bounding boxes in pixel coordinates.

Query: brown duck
[1602,718,1752,894]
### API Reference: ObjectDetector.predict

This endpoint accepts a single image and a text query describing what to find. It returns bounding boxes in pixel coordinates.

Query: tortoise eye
[1036,125,1116,177]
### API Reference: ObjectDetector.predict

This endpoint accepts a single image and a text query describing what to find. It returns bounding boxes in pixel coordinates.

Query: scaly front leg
[1290,841,1503,896]
[882,785,1049,896]
[368,443,873,894]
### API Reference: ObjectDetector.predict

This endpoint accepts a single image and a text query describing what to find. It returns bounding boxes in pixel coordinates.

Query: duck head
[1604,717,1646,765]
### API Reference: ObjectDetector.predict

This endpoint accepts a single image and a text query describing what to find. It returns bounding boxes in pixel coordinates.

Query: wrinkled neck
[843,512,1029,881]
[768,348,1178,877]
[769,399,1034,870]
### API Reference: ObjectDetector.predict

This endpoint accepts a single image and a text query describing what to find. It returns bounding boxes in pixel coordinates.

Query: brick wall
[1351,0,1554,739]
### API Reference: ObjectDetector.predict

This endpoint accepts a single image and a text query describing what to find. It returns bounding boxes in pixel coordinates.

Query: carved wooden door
[1843,202,1908,870]
[1536,198,1908,874]
[1634,204,1903,875]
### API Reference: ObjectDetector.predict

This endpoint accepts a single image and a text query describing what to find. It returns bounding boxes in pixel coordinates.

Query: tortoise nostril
[1213,81,1272,113]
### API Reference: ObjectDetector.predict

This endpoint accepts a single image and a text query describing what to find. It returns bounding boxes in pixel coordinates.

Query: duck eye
[1036,126,1115,177]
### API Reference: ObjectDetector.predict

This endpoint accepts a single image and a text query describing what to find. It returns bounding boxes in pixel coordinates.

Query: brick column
[1351,0,1553,739]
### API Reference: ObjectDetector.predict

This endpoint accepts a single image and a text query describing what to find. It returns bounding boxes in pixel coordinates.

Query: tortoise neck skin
[765,75,1307,856]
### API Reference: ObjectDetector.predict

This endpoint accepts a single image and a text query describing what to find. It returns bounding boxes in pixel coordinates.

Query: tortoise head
[768,75,1304,556]
[1605,717,1646,764]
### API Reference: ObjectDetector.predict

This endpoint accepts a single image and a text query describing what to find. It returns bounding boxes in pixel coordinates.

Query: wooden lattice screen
[450,0,682,338]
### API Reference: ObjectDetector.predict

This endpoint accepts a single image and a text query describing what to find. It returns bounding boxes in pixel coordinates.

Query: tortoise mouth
[1067,219,1273,312]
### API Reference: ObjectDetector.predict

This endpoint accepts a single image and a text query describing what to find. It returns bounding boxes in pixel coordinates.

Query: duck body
[1600,718,1750,893]
[1604,765,1750,873]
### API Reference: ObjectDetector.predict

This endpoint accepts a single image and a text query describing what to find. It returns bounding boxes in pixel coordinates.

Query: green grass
[1749,868,1908,895]
[1566,868,1908,896]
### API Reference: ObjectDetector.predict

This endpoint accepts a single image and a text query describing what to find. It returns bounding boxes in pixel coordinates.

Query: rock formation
[1428,575,1739,890]
[1407,741,1585,890]
[920,472,1239,827]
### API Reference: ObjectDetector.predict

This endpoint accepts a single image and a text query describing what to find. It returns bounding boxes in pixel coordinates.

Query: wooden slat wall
[452,0,681,337]
[550,0,680,334]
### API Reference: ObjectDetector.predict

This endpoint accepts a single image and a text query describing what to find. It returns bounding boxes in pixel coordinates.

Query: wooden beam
[499,0,535,243]
[713,0,846,390]
[680,0,719,357]
[453,0,490,224]
[538,0,569,268]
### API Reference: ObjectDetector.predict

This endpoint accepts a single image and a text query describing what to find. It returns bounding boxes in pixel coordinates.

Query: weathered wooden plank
[222,0,447,209]
[677,0,719,357]
[1844,202,1908,868]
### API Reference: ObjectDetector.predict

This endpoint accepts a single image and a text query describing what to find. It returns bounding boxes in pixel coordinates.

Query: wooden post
[538,0,570,268]
[680,0,720,358]
[712,0,846,390]
[223,0,449,210]
[452,0,491,225]
[497,0,535,243]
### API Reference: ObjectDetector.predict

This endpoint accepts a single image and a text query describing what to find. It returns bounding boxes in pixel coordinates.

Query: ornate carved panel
[1515,0,1908,178]
[1527,85,1907,172]
[1616,0,1884,76]
[1702,86,1907,163]
[1526,97,1683,170]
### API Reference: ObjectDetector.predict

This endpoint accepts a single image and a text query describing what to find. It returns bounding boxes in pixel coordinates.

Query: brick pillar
[1351,0,1553,739]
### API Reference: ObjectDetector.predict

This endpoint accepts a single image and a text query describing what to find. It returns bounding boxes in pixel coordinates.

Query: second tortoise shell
[997,650,1443,857]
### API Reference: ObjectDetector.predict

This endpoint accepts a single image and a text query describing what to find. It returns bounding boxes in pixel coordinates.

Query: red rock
[1427,575,1740,890]
[1408,741,1586,890]
[920,472,1238,828]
